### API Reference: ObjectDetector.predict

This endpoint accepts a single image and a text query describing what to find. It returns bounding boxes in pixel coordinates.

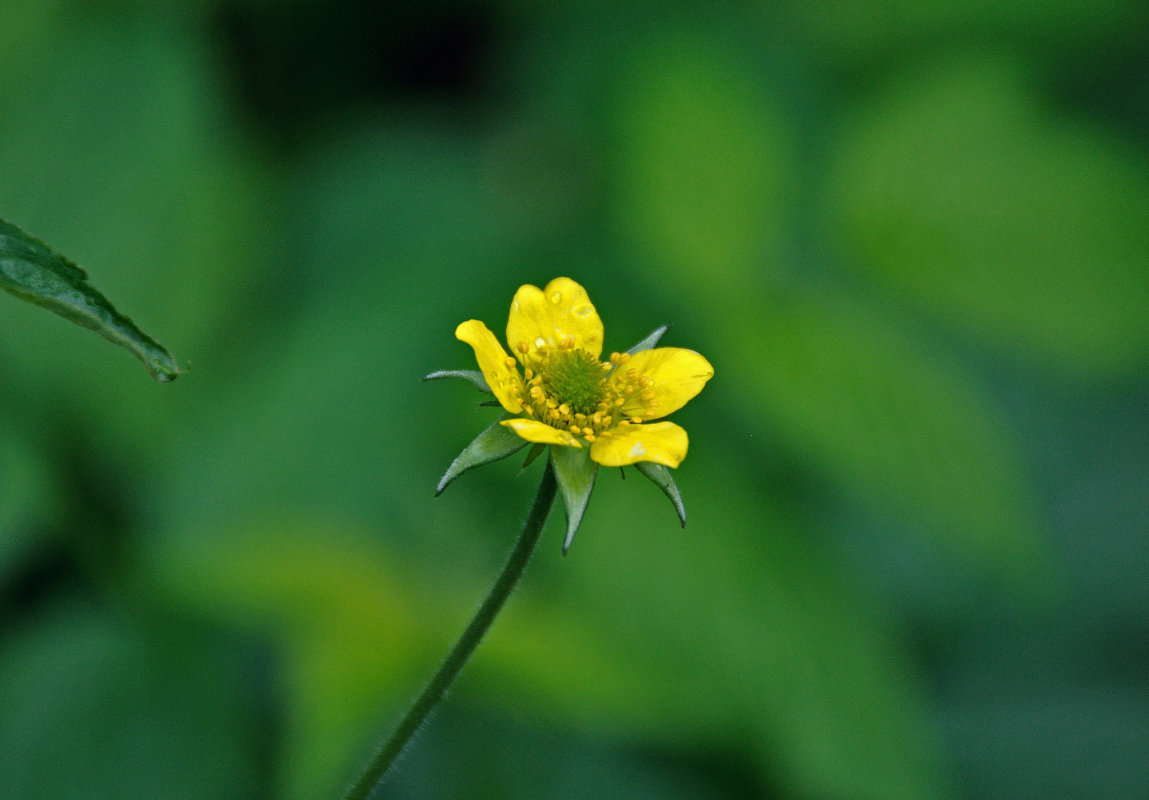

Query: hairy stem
[341,459,558,799]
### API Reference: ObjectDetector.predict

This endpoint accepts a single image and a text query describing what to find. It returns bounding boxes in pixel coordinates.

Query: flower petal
[506,277,604,361]
[615,347,714,419]
[501,418,583,448]
[456,320,524,413]
[590,421,688,468]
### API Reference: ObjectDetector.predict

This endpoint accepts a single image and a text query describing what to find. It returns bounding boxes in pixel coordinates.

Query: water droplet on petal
[572,304,592,318]
[549,290,563,304]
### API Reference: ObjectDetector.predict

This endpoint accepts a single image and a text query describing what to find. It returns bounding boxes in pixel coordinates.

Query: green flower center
[515,340,650,442]
[541,349,606,416]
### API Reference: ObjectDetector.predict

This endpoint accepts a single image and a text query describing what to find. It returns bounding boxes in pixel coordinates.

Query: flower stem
[341,459,558,800]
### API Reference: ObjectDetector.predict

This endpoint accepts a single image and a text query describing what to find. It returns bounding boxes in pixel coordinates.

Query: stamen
[515,337,660,442]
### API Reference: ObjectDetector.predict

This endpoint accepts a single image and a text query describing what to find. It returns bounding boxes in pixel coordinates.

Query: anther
[517,341,530,354]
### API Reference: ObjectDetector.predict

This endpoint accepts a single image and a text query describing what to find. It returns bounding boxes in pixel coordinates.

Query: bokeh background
[2,2,1148,799]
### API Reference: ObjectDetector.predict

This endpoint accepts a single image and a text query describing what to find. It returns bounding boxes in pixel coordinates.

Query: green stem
[342,459,558,800]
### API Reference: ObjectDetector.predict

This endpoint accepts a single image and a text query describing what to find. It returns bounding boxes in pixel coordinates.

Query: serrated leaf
[0,218,179,381]
[550,444,598,554]
[635,461,686,528]
[423,369,491,393]
[435,417,527,496]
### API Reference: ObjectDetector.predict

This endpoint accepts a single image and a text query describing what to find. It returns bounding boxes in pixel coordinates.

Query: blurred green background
[2,2,1148,798]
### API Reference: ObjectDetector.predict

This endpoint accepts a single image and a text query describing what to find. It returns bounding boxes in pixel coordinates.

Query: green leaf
[611,32,791,301]
[830,54,1149,377]
[144,521,435,800]
[550,444,599,554]
[783,1,1144,68]
[435,418,527,496]
[635,461,686,528]
[0,218,179,382]
[737,295,1043,577]
[0,603,260,800]
[423,368,491,393]
[0,426,59,582]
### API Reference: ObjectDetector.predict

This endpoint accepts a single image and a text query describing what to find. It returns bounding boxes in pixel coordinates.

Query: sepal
[550,445,599,554]
[635,461,686,528]
[435,417,526,496]
[626,324,670,356]
[519,443,547,472]
[423,369,491,394]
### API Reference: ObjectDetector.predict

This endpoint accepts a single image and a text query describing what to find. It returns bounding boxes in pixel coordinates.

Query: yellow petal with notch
[506,277,604,361]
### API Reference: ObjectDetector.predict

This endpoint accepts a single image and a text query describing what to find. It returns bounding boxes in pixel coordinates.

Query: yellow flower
[456,277,713,468]
[430,277,713,552]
